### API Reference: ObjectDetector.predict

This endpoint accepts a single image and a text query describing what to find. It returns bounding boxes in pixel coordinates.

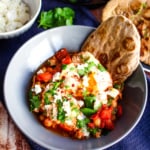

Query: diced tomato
[55,48,69,61]
[46,67,54,73]
[36,72,53,82]
[88,122,95,128]
[117,105,123,117]
[59,123,73,132]
[90,108,101,120]
[46,65,61,74]
[100,106,113,120]
[100,120,105,128]
[91,113,99,120]
[104,120,114,130]
[61,55,72,64]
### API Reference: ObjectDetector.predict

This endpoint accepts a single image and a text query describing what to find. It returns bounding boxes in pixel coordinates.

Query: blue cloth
[0,0,149,150]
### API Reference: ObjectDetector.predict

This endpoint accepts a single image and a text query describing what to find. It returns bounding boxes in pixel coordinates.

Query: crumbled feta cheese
[82,75,89,87]
[52,72,61,82]
[107,88,120,98]
[52,103,57,120]
[63,101,71,117]
[65,119,74,126]
[37,69,44,74]
[82,127,90,137]
[94,99,101,110]
[77,63,88,70]
[44,105,51,110]
[77,100,84,107]
[31,84,42,94]
[45,84,50,91]
[96,93,108,104]
[53,89,63,102]
[77,113,86,120]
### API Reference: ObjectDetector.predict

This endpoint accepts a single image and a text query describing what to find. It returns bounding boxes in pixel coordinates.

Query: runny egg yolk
[86,72,98,95]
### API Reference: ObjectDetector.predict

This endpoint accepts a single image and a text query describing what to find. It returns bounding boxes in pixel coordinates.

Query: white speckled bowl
[0,0,41,39]
[4,26,148,150]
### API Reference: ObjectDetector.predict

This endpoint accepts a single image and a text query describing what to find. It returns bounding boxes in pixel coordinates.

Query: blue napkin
[0,0,150,150]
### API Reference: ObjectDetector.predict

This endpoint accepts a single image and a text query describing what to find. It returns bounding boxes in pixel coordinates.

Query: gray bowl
[4,26,148,150]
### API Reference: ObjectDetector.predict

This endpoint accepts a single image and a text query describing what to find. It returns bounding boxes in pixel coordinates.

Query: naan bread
[102,0,150,65]
[81,15,140,83]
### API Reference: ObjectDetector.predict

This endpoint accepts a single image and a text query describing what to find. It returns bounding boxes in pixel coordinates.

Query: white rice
[0,0,30,32]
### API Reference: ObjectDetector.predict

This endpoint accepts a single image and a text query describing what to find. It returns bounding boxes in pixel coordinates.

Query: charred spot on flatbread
[102,0,150,65]
[98,53,108,66]
[81,15,140,83]
[122,37,136,51]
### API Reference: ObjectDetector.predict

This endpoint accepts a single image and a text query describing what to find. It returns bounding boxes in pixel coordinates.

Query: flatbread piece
[102,0,150,65]
[81,15,141,83]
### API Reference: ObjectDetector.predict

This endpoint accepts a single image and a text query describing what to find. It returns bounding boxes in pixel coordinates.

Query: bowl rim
[3,25,148,150]
[0,0,42,37]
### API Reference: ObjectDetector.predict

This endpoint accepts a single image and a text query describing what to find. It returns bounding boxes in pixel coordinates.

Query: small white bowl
[0,0,41,39]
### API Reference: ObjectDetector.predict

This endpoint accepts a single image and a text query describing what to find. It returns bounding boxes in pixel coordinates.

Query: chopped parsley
[38,7,75,29]
[84,94,96,109]
[77,61,97,76]
[57,100,66,122]
[47,81,62,96]
[44,92,51,105]
[77,118,90,128]
[62,64,68,70]
[81,108,96,116]
[97,63,106,72]
[29,92,41,111]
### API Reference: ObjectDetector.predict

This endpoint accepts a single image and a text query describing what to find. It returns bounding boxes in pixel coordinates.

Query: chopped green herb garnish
[44,93,51,105]
[83,90,89,97]
[81,108,96,116]
[87,61,96,68]
[67,94,72,98]
[78,62,96,76]
[29,92,41,111]
[65,85,70,89]
[47,81,62,96]
[77,118,90,128]
[38,7,75,29]
[62,64,68,70]
[70,66,75,71]
[57,100,66,122]
[78,69,86,76]
[88,127,100,136]
[71,107,80,116]
[84,94,96,109]
[97,63,106,72]
[107,98,113,106]
[85,61,96,73]
[113,83,124,90]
